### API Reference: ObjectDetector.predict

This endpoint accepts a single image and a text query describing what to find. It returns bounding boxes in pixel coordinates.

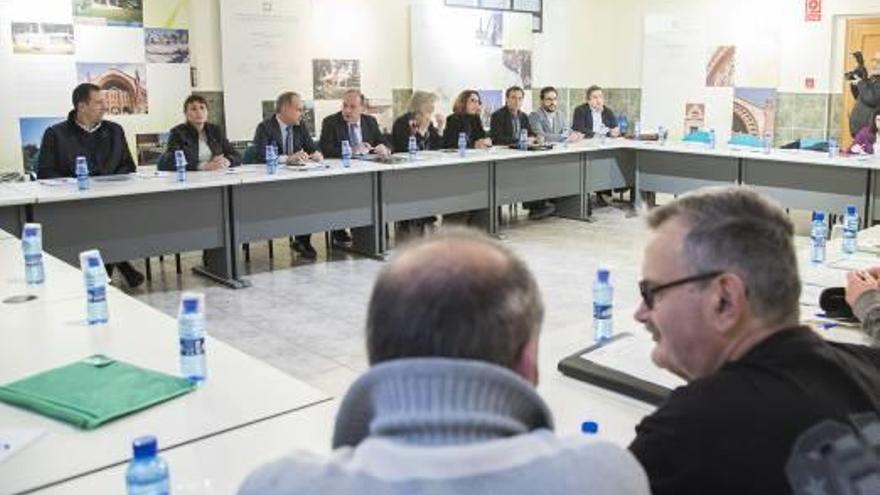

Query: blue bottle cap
[814,211,825,221]
[597,269,610,283]
[132,435,157,459]
[846,205,857,216]
[182,298,199,314]
[87,256,101,268]
[581,421,599,434]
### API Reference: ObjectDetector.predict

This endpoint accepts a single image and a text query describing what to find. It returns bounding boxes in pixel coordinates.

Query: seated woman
[441,90,492,150]
[391,91,445,235]
[159,95,241,171]
[850,108,880,155]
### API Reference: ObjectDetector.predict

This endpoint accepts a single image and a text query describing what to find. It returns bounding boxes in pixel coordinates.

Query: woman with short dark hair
[158,94,241,171]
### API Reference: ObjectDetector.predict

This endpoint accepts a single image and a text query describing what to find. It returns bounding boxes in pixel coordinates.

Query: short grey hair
[406,91,437,115]
[366,228,544,371]
[647,186,800,326]
[275,91,300,113]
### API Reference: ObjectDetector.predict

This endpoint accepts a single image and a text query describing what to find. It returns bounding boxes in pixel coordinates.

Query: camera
[845,51,869,81]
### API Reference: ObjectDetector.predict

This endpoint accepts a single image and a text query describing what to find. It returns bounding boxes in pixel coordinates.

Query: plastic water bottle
[828,139,839,159]
[75,156,89,191]
[598,125,608,145]
[842,205,859,255]
[79,249,108,325]
[763,132,772,154]
[592,268,613,342]
[178,292,207,383]
[708,129,716,150]
[265,145,278,175]
[811,211,827,264]
[174,150,187,182]
[125,436,169,495]
[518,128,528,150]
[617,115,629,137]
[658,125,667,145]
[21,223,45,286]
[341,140,352,168]
[408,135,418,161]
[457,132,467,157]
[633,120,641,140]
[560,127,571,148]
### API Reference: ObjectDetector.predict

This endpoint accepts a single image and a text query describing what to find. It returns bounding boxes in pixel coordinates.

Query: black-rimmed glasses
[638,271,723,309]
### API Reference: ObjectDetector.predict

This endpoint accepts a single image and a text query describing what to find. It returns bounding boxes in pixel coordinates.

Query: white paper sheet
[580,333,686,390]
[0,428,44,465]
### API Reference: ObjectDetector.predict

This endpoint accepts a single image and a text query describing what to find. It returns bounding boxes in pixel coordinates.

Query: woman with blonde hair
[392,90,444,153]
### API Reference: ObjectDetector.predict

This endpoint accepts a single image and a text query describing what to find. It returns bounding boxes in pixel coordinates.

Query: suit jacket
[391,113,442,153]
[571,105,618,137]
[489,106,532,145]
[441,113,488,149]
[252,115,317,164]
[37,110,136,178]
[319,112,388,158]
[158,122,241,171]
[528,109,569,142]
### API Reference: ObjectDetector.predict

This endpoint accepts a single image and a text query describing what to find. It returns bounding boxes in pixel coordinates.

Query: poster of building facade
[732,87,776,138]
[77,62,148,114]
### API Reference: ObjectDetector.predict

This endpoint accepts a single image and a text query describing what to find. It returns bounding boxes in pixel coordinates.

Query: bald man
[240,229,649,495]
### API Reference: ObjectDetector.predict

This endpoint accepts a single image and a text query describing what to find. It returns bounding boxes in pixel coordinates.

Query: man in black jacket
[252,91,324,258]
[572,85,620,138]
[491,86,553,220]
[489,86,532,146]
[38,83,144,288]
[319,90,390,159]
[319,89,389,244]
[629,186,880,495]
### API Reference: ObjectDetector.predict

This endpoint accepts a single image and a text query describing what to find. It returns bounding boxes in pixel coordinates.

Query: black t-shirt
[629,327,880,495]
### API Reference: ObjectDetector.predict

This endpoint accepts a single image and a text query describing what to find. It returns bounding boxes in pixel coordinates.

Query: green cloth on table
[0,355,195,430]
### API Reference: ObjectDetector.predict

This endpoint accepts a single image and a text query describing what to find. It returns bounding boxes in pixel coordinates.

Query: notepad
[287,162,330,172]
[0,355,195,430]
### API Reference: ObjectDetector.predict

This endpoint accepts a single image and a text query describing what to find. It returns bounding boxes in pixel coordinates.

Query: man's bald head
[366,228,544,373]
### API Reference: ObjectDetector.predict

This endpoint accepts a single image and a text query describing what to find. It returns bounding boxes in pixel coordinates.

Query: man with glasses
[628,186,880,495]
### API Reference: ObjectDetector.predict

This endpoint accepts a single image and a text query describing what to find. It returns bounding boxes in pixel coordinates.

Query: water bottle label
[24,252,42,266]
[88,285,106,303]
[180,337,205,357]
[593,303,612,319]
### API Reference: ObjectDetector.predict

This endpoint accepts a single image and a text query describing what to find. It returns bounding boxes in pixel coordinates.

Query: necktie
[285,126,294,155]
[512,112,520,138]
[349,123,361,148]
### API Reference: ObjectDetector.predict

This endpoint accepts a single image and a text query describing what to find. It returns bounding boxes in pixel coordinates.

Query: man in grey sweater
[239,229,649,494]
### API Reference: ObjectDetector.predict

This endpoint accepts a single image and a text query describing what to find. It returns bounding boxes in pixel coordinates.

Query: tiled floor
[121,200,817,399]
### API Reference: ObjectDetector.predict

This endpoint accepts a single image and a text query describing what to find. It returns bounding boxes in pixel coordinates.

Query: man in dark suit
[489,86,533,146]
[319,89,390,159]
[491,86,553,220]
[253,91,324,258]
[573,85,622,206]
[319,89,390,244]
[38,83,144,288]
[572,85,620,138]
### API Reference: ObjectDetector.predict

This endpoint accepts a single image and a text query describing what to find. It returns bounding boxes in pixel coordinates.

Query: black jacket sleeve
[442,114,461,149]
[252,120,274,164]
[37,127,64,179]
[116,129,136,174]
[319,116,341,158]
[301,126,318,155]
[363,115,390,149]
[489,109,508,145]
[391,114,411,153]
[211,124,241,167]
[157,125,186,171]
[571,105,588,135]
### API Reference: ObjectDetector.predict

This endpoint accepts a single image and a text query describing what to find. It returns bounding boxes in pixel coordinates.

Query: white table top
[0,240,95,305]
[0,275,329,495]
[2,140,878,209]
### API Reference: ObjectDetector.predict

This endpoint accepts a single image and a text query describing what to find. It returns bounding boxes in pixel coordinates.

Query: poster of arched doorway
[76,63,148,115]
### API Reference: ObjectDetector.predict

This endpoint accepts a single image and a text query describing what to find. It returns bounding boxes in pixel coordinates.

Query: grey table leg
[0,205,26,238]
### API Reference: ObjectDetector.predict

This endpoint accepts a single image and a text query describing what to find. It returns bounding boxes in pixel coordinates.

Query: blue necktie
[349,123,361,148]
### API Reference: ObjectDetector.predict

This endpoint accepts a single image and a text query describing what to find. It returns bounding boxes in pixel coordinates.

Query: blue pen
[821,322,838,330]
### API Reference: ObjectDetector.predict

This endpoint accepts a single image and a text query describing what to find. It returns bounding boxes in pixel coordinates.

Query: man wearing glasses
[628,186,880,495]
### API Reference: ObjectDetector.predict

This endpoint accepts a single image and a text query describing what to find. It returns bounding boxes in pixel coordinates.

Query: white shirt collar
[76,119,102,133]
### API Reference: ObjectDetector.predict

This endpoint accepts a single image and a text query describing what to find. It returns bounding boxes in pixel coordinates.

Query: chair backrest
[242,145,258,164]
[683,130,711,143]
[728,133,763,147]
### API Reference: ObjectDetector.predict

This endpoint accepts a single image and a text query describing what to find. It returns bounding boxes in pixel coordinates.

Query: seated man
[845,267,880,344]
[572,85,621,207]
[319,89,390,244]
[38,82,143,288]
[489,85,532,146]
[253,91,323,258]
[240,229,650,495]
[630,186,880,495]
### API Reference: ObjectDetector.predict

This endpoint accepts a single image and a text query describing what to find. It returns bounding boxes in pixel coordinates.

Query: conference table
[2,139,878,290]
[0,235,331,495]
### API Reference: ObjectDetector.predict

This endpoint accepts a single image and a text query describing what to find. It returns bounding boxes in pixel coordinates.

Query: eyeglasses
[638,271,723,310]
